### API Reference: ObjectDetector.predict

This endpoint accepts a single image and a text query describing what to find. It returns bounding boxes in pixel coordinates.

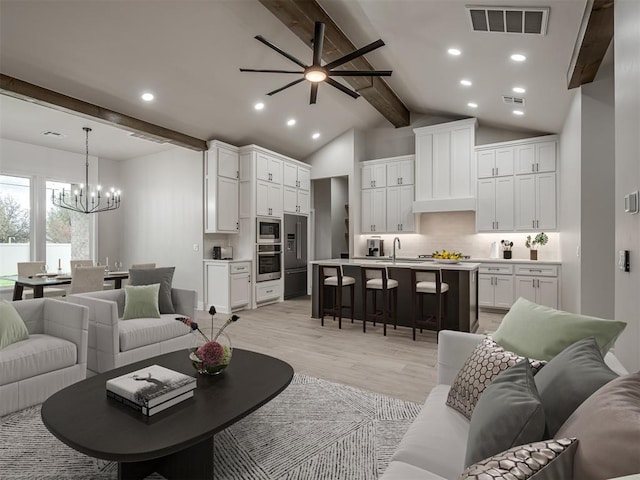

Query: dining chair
[69,266,107,294]
[130,263,156,269]
[16,261,66,299]
[70,259,93,271]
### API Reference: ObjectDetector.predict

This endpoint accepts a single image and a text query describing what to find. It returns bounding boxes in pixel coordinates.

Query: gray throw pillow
[465,360,546,467]
[534,336,618,437]
[129,267,175,314]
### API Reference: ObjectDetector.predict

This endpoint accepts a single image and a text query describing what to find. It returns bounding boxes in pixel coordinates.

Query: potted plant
[525,232,548,260]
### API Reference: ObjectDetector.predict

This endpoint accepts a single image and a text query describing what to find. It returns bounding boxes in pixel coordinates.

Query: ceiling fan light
[304,68,327,83]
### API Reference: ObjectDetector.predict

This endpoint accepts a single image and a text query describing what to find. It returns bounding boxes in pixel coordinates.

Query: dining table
[1,271,129,301]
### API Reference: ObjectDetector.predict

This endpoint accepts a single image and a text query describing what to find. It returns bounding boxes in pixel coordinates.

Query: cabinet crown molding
[413,117,477,136]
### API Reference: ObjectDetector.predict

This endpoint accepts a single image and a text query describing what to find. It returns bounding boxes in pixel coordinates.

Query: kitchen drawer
[230,262,251,274]
[479,263,513,275]
[256,281,281,303]
[515,264,558,277]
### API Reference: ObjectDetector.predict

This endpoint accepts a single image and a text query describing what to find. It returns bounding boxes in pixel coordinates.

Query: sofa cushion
[555,371,640,480]
[458,438,577,480]
[0,300,30,349]
[129,267,175,314]
[381,460,448,480]
[0,334,77,385]
[534,336,618,437]
[122,284,161,320]
[465,360,545,467]
[491,297,626,361]
[392,385,469,480]
[446,337,545,419]
[119,314,191,352]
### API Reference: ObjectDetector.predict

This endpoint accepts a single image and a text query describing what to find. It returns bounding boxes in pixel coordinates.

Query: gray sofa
[67,288,196,373]
[380,330,628,480]
[0,298,89,417]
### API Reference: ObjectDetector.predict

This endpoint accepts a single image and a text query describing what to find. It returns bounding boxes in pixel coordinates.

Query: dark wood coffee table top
[41,349,294,463]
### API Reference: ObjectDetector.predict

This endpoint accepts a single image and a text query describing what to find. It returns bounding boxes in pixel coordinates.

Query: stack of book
[106,364,197,416]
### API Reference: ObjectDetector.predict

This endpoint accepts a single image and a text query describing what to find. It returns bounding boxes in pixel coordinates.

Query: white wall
[120,147,204,302]
[613,0,640,371]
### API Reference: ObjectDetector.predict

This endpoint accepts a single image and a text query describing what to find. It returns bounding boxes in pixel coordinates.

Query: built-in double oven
[256,217,282,282]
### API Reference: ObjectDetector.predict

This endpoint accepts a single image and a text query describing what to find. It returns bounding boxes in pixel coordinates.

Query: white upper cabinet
[515,172,557,231]
[362,162,386,189]
[361,188,386,233]
[477,147,514,178]
[217,145,240,179]
[476,177,514,232]
[386,158,414,186]
[413,118,477,212]
[386,185,415,233]
[515,140,556,174]
[205,142,240,233]
[256,152,283,183]
[283,163,311,191]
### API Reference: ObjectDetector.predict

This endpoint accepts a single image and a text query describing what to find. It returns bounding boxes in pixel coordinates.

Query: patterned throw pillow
[446,337,545,419]
[458,438,578,480]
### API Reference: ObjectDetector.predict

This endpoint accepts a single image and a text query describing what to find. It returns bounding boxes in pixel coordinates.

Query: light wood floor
[196,297,504,404]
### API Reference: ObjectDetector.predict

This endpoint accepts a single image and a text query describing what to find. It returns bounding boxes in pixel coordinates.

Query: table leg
[33,285,44,298]
[118,436,213,480]
[12,284,24,301]
[114,278,123,289]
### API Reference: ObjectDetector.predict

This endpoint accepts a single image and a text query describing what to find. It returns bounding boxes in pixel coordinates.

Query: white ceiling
[0,0,586,161]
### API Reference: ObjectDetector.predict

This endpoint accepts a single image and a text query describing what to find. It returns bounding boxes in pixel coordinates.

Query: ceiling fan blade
[266,78,305,96]
[328,70,392,77]
[240,68,303,74]
[325,78,360,99]
[312,22,325,67]
[310,83,319,104]
[324,39,385,70]
[255,35,308,69]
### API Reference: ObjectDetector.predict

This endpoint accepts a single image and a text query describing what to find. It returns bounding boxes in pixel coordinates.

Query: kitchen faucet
[392,237,401,263]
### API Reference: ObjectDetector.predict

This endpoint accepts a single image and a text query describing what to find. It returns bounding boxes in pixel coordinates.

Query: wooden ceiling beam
[258,0,410,127]
[567,0,614,89]
[0,74,207,151]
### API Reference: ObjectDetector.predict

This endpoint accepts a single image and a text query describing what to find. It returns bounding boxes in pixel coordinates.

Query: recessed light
[513,110,524,116]
[467,102,478,108]
[448,48,461,56]
[460,79,472,86]
[141,92,154,102]
[511,54,526,62]
[287,119,296,127]
[254,102,265,111]
[513,87,526,94]
[312,132,320,140]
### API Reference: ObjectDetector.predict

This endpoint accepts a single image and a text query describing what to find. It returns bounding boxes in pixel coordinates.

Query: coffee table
[41,349,294,480]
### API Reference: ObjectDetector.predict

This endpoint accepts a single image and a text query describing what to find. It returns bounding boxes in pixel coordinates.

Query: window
[46,180,92,273]
[0,174,31,283]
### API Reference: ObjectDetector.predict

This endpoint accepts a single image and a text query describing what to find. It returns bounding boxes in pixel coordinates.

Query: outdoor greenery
[0,195,71,243]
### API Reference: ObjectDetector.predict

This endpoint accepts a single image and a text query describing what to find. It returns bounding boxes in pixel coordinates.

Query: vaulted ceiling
[0,0,600,161]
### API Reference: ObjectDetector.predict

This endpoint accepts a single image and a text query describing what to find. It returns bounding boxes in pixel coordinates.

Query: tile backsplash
[357,211,560,261]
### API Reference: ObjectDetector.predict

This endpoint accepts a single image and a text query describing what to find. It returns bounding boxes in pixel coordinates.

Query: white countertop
[310,258,480,271]
[203,259,252,263]
[353,256,561,266]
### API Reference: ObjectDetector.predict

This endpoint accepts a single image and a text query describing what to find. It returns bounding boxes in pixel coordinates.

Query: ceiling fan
[240,21,392,104]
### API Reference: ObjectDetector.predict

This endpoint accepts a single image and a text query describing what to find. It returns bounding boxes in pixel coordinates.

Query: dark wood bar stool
[411,268,448,341]
[318,264,355,329]
[361,265,398,335]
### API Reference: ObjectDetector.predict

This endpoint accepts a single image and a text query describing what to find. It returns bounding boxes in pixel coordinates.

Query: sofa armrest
[42,299,89,365]
[66,294,120,357]
[172,288,197,319]
[437,330,485,386]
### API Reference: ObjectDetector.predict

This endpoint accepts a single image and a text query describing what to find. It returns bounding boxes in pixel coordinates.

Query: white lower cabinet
[361,188,386,233]
[255,279,281,304]
[514,264,559,309]
[478,264,514,308]
[204,261,251,314]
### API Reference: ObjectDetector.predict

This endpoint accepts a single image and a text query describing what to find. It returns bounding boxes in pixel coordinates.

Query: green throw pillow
[0,300,29,349]
[465,360,546,467]
[122,284,161,320]
[492,297,626,361]
[129,267,175,314]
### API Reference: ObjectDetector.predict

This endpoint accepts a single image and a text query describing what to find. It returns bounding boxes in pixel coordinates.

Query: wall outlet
[624,191,638,214]
[193,243,199,252]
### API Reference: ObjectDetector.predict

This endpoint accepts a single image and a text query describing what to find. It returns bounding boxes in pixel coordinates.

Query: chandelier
[51,127,121,214]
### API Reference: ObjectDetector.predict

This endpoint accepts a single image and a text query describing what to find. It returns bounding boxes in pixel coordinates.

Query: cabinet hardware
[532,164,535,173]
[236,222,239,230]
[536,220,539,228]
[529,269,542,272]
[532,220,535,228]
[495,167,498,176]
[373,180,376,187]
[492,167,495,176]
[488,267,499,270]
[532,279,535,287]
[536,163,539,172]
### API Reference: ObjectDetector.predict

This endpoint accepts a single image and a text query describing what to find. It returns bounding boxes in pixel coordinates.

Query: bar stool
[361,266,398,335]
[318,264,355,329]
[411,268,448,341]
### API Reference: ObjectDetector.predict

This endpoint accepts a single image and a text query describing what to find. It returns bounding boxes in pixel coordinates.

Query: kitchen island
[310,259,480,333]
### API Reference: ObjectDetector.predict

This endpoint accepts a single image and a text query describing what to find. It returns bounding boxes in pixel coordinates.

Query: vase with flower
[175,306,239,375]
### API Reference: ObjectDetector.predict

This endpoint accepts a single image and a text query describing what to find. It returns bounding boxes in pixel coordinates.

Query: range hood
[413,197,476,213]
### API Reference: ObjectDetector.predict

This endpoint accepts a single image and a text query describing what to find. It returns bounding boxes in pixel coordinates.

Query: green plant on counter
[525,232,549,249]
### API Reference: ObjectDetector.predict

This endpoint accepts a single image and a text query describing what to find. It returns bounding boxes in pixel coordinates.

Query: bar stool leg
[362,284,367,333]
[337,285,343,329]
[382,288,388,336]
[349,284,355,323]
[372,290,377,326]
[319,283,325,327]
[392,288,398,330]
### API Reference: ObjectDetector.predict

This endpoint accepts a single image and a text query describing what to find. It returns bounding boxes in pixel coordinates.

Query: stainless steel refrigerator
[284,214,308,299]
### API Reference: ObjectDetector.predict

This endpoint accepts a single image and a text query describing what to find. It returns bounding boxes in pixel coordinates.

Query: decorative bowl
[189,332,232,375]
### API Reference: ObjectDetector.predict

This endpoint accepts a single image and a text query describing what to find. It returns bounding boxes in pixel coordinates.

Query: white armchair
[67,288,196,373]
[0,298,89,416]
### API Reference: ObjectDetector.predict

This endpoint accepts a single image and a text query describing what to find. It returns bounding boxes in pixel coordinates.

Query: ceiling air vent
[502,96,525,106]
[466,6,549,35]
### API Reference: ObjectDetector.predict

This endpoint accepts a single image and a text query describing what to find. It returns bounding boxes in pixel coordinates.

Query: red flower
[196,341,224,366]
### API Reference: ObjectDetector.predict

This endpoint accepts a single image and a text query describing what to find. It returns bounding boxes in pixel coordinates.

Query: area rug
[0,374,421,480]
